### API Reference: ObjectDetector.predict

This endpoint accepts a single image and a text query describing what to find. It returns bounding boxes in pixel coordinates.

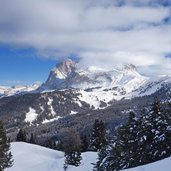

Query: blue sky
[0,46,57,86]
[0,0,171,86]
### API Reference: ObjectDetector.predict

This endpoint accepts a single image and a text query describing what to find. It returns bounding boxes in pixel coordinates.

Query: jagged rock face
[56,59,76,76]
[39,59,146,92]
[40,59,77,90]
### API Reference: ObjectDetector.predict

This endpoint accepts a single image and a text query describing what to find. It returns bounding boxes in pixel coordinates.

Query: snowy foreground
[6,142,171,171]
[6,142,97,171]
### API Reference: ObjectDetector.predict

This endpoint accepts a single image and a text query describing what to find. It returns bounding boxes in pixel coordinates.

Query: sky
[0,0,171,86]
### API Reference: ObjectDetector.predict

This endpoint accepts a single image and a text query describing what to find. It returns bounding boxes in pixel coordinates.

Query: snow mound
[124,157,171,171]
[6,142,171,171]
[6,142,97,171]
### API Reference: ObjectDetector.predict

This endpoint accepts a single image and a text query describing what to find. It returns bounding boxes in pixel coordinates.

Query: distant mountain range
[0,84,39,98]
[1,59,171,102]
[39,59,146,93]
[1,59,171,142]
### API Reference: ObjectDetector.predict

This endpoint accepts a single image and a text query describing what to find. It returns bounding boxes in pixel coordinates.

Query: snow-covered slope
[128,75,171,98]
[124,157,171,171]
[6,142,171,171]
[0,84,39,98]
[7,142,97,171]
[33,59,171,109]
[0,86,9,96]
[35,59,151,109]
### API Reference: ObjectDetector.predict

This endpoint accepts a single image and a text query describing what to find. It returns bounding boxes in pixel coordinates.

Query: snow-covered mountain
[40,59,146,92]
[0,84,39,98]
[2,59,171,103]
[38,59,149,101]
[38,59,171,104]
[129,75,171,98]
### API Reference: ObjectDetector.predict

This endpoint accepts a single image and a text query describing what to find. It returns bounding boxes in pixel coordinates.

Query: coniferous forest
[95,101,171,171]
[1,100,171,171]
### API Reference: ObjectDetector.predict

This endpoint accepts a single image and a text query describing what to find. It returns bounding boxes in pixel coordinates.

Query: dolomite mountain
[39,59,171,100]
[39,59,146,95]
[0,59,171,142]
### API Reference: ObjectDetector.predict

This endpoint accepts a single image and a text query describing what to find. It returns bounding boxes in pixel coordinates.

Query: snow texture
[0,84,39,98]
[6,142,171,171]
[25,107,38,123]
[6,142,97,171]
[124,156,171,171]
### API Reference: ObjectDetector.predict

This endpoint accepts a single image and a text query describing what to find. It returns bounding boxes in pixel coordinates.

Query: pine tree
[145,100,171,162]
[29,133,36,144]
[96,111,144,170]
[110,112,139,170]
[62,128,82,167]
[89,120,107,152]
[46,139,56,149]
[0,121,13,170]
[95,142,114,171]
[16,129,27,142]
[97,100,171,171]
[81,135,89,152]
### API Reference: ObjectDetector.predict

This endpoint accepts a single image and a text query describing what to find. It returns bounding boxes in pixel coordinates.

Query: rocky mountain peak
[53,59,76,76]
[122,64,137,72]
[39,59,146,92]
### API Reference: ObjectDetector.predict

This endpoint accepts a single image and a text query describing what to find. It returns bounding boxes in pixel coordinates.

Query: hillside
[7,142,97,171]
[6,142,171,171]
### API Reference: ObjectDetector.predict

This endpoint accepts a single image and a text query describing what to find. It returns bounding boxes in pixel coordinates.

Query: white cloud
[0,0,171,76]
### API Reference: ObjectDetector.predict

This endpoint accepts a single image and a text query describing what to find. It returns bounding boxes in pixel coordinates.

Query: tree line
[2,100,171,171]
[14,119,107,169]
[0,121,13,171]
[95,100,171,171]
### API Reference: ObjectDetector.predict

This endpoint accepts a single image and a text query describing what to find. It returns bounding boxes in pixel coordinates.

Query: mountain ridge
[0,59,171,143]
[39,59,147,93]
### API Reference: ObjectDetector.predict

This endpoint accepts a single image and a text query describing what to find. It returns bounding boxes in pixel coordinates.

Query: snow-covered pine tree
[95,111,139,171]
[113,112,139,170]
[0,121,13,171]
[97,100,171,171]
[89,119,107,152]
[143,100,171,162]
[94,142,114,171]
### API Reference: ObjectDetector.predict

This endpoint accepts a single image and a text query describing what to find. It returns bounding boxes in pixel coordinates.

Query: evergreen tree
[81,135,89,152]
[0,121,13,170]
[97,100,171,171]
[144,100,171,162]
[62,128,82,168]
[29,133,36,144]
[89,120,107,152]
[16,129,27,142]
[95,142,114,171]
[45,139,56,150]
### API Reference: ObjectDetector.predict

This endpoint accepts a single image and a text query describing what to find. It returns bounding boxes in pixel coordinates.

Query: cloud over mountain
[0,0,171,76]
